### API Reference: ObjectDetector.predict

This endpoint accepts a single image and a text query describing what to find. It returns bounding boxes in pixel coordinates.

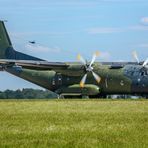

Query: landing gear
[90,94,107,99]
[58,95,64,99]
[82,96,89,99]
[58,95,89,99]
[99,94,107,99]
[57,94,107,99]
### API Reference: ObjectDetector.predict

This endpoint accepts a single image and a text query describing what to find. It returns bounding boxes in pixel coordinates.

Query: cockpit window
[140,71,148,76]
[141,71,145,76]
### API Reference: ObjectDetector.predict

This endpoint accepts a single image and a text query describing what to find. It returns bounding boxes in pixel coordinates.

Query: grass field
[0,99,147,148]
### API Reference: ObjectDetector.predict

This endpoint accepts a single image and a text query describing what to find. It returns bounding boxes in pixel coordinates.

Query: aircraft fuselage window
[141,71,145,76]
[140,71,148,76]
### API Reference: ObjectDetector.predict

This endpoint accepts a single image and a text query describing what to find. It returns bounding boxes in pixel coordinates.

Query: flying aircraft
[29,41,36,44]
[0,21,148,98]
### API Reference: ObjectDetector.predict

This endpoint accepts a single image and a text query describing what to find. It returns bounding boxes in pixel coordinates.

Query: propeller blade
[143,58,148,67]
[132,51,140,63]
[90,51,100,67]
[92,71,101,84]
[77,54,86,65]
[80,74,87,88]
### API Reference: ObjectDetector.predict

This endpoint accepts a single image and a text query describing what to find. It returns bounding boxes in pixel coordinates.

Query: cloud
[87,16,148,34]
[87,24,148,35]
[139,44,148,48]
[25,44,61,53]
[11,30,83,37]
[141,17,148,25]
[87,27,123,34]
[100,51,111,60]
[129,25,148,31]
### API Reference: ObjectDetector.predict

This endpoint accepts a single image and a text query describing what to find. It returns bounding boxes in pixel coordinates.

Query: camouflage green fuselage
[1,21,148,97]
[5,63,148,96]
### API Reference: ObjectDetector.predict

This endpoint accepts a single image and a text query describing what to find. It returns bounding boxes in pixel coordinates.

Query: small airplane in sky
[29,41,36,44]
[0,21,148,98]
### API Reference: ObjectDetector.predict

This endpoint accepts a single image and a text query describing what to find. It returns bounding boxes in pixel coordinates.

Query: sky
[0,0,148,90]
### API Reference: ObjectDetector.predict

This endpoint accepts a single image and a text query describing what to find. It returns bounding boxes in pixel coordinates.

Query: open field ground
[0,99,147,148]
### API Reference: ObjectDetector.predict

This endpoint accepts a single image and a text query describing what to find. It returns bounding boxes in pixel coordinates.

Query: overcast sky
[0,0,148,90]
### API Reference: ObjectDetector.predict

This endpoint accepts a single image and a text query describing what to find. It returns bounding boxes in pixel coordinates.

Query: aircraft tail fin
[0,21,12,59]
[0,21,43,61]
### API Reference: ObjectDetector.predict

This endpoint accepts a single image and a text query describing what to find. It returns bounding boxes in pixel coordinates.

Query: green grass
[0,99,147,148]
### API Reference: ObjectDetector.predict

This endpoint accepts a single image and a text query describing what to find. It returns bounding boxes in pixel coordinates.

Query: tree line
[0,89,147,99]
[0,89,57,99]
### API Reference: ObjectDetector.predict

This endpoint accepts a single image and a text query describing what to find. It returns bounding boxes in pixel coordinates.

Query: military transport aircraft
[0,21,148,98]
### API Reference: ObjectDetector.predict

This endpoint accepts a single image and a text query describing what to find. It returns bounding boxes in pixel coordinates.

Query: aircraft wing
[0,59,69,70]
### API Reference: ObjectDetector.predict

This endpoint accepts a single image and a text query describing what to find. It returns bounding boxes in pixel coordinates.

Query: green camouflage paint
[0,21,148,97]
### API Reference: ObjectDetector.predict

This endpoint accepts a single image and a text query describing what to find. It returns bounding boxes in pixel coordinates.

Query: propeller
[132,51,140,64]
[132,51,148,68]
[77,51,101,88]
[143,58,148,67]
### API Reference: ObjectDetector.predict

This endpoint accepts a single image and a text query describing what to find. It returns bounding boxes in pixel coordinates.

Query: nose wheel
[82,95,89,99]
